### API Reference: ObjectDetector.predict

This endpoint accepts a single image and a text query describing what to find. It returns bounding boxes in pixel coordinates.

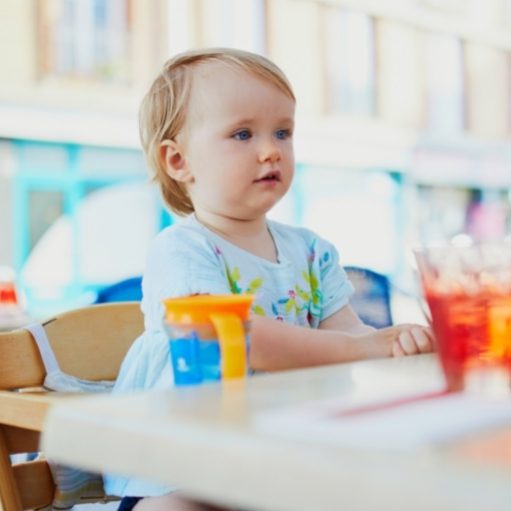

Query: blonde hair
[139,47,296,215]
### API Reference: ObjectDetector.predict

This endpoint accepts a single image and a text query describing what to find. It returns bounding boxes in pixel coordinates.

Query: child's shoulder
[149,215,214,253]
[268,220,330,247]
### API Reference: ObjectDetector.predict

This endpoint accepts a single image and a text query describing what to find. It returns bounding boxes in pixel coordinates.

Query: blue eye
[233,130,251,141]
[275,129,291,140]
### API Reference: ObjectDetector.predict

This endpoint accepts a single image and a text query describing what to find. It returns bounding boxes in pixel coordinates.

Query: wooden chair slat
[0,393,53,431]
[0,303,143,390]
[44,302,144,381]
[0,331,45,390]
[2,427,39,455]
[13,460,54,510]
[0,427,23,511]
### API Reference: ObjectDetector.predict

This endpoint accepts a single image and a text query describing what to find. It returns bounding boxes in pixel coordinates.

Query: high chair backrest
[344,266,393,329]
[94,276,143,304]
[0,302,144,511]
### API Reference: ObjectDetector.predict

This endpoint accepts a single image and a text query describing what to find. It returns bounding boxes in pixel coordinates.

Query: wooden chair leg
[0,427,22,511]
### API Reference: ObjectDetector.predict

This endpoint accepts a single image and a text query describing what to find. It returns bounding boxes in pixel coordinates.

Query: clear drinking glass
[415,239,511,396]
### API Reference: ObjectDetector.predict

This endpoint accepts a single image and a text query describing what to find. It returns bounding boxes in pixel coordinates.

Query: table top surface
[42,354,511,511]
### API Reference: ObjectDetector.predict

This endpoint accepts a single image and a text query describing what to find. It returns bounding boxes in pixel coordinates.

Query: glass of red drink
[415,239,511,396]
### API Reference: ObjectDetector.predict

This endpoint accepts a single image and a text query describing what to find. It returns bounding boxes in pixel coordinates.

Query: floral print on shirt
[213,240,330,327]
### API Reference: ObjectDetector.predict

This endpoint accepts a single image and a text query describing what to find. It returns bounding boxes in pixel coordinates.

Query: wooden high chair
[0,302,144,511]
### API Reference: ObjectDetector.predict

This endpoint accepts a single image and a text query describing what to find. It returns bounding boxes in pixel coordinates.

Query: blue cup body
[167,323,250,386]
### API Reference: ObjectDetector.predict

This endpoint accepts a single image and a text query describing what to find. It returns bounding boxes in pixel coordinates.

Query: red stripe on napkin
[331,390,451,419]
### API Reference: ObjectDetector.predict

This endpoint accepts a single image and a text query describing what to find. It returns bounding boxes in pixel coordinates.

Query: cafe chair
[94,276,143,304]
[0,302,143,511]
[344,265,393,328]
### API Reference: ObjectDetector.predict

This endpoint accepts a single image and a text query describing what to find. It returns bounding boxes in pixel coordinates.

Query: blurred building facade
[1,0,511,314]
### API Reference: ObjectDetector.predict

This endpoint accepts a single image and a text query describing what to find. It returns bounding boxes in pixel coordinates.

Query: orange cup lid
[163,294,255,324]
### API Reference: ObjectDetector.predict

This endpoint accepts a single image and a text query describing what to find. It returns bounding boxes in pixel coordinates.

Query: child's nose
[258,138,281,163]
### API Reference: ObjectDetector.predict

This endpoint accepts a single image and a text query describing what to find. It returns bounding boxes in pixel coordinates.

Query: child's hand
[390,324,435,357]
[355,324,435,359]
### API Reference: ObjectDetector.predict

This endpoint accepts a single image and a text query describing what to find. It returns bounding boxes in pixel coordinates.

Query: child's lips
[254,170,282,183]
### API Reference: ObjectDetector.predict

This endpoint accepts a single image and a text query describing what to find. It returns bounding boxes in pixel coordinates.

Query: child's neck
[195,212,278,263]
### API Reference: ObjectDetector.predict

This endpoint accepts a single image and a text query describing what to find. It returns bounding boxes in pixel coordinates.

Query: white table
[42,354,511,511]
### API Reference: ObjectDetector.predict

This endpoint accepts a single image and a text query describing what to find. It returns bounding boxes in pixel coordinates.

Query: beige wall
[0,0,510,144]
[268,0,324,115]
[0,0,37,87]
[465,0,506,28]
[131,0,170,91]
[375,20,425,129]
[465,43,510,138]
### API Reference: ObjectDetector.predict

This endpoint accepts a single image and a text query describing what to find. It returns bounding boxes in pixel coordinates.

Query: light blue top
[104,215,354,497]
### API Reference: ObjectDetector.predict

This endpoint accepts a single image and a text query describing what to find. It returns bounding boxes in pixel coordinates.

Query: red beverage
[0,283,18,305]
[426,289,511,391]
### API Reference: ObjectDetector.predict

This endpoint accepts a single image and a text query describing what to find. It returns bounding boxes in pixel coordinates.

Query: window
[12,140,147,270]
[37,0,132,83]
[28,190,64,250]
[424,34,464,134]
[11,141,166,315]
[324,8,376,116]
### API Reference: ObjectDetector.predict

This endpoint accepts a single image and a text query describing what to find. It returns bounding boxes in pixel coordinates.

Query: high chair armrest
[0,391,55,431]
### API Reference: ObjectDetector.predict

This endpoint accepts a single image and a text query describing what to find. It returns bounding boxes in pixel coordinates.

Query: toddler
[107,48,433,510]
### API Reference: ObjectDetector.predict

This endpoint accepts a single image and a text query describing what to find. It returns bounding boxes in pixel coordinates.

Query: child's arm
[320,305,434,358]
[319,304,376,334]
[248,315,428,371]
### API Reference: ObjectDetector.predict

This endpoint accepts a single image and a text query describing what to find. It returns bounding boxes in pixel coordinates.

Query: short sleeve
[141,228,232,332]
[316,238,354,321]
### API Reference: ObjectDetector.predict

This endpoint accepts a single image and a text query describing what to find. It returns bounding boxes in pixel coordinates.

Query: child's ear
[160,139,193,183]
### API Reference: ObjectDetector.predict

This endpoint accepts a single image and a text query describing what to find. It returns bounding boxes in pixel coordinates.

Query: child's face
[175,63,295,221]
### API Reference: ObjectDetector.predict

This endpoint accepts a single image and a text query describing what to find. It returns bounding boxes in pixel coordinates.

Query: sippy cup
[163,294,254,386]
